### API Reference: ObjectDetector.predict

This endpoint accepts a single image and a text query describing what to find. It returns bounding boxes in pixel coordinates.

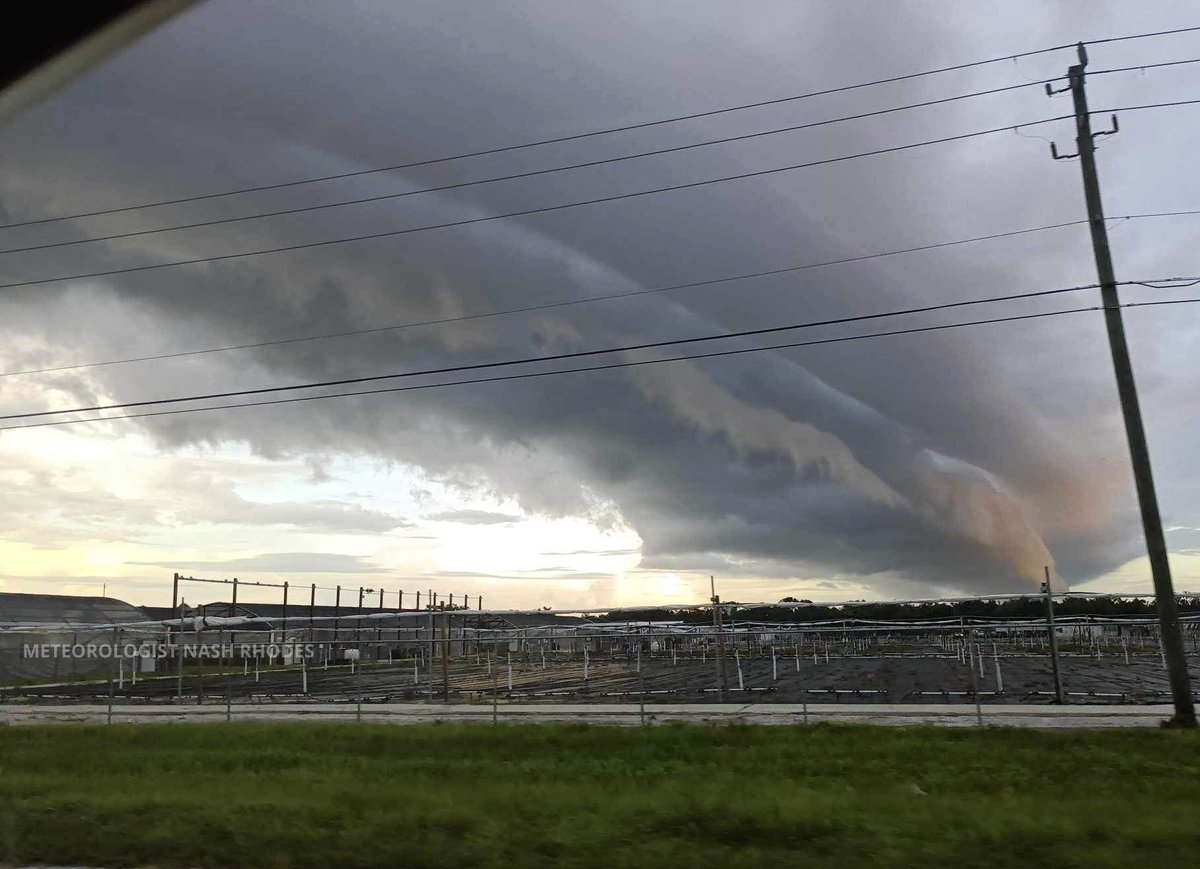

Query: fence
[3,596,1200,725]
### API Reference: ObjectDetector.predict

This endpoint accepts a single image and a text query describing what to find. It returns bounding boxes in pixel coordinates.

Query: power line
[0,112,1081,293]
[1090,56,1200,77]
[1088,25,1200,45]
[5,293,1197,433]
[0,42,1080,233]
[2,211,1195,380]
[6,61,1195,259]
[0,216,1098,378]
[3,24,1195,233]
[4,278,1189,422]
[3,98,1195,294]
[0,80,1058,257]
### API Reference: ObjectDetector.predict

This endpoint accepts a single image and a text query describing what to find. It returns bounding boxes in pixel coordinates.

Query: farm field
[5,646,1190,706]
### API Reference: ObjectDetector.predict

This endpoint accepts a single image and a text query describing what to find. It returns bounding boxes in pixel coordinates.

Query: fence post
[222,628,231,723]
[799,633,808,725]
[638,650,647,726]
[356,649,363,723]
[968,629,983,726]
[176,600,185,701]
[107,627,117,725]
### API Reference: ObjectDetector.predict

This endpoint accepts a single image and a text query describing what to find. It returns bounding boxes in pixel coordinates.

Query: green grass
[0,723,1197,868]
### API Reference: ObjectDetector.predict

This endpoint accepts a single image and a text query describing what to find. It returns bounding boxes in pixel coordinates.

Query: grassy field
[0,723,1197,868]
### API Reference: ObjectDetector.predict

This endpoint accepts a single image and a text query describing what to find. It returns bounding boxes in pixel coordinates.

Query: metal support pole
[230,577,238,651]
[334,584,341,654]
[376,587,384,652]
[107,627,117,725]
[1052,46,1194,726]
[968,629,982,727]
[799,633,808,725]
[711,576,729,701]
[356,650,363,723]
[428,609,435,702]
[442,611,450,702]
[1043,567,1065,704]
[170,572,179,683]
[637,642,647,725]
[357,586,364,663]
[222,628,231,722]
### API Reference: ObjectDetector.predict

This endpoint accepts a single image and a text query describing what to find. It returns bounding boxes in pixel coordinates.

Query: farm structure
[5,590,1200,709]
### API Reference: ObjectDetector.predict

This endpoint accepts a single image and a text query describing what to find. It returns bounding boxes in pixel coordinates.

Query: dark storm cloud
[3,0,1199,595]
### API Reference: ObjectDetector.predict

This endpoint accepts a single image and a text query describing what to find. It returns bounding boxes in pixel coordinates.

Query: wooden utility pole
[1050,44,1194,726]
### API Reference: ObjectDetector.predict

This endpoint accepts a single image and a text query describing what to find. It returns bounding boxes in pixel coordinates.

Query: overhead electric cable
[4,293,1197,433]
[1087,25,1200,45]
[7,208,1195,380]
[4,277,1192,422]
[0,216,1098,378]
[0,112,1097,293]
[2,99,1196,294]
[7,61,1199,258]
[0,42,1082,232]
[1,24,1195,231]
[0,79,1061,257]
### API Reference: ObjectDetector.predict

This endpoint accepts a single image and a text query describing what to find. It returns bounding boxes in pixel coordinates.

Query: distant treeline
[596,596,1200,625]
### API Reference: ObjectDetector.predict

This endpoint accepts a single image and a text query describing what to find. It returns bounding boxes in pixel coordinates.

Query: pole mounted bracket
[1092,113,1119,139]
[1045,80,1072,96]
[1049,142,1078,161]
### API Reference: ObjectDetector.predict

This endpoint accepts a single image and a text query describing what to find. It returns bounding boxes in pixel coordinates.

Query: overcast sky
[1,1,1199,610]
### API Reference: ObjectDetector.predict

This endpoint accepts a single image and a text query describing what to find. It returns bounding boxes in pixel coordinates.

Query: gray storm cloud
[3,0,1199,596]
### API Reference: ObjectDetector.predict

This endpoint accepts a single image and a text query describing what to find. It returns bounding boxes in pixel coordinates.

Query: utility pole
[1049,43,1194,726]
[710,576,729,701]
[1042,567,1064,705]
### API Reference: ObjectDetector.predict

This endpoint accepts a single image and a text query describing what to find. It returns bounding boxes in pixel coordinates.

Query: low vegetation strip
[0,723,1197,868]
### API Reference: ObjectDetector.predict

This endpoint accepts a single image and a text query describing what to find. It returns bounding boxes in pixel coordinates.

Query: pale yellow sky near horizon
[0,427,1189,611]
